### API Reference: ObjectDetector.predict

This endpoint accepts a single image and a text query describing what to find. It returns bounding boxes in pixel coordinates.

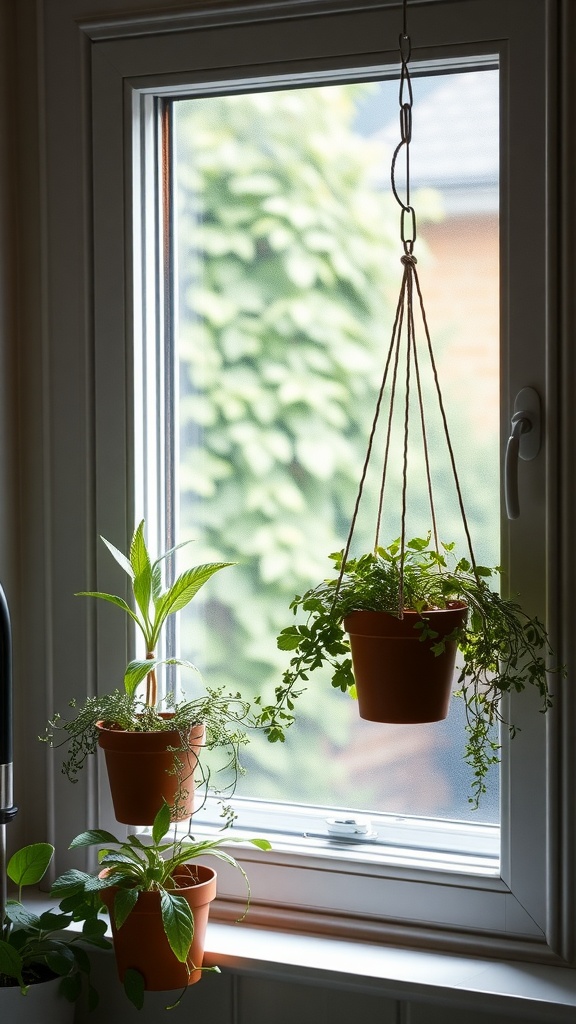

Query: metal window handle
[504,387,541,520]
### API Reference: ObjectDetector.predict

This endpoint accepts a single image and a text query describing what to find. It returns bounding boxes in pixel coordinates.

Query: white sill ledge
[25,893,576,1020]
[204,921,576,1022]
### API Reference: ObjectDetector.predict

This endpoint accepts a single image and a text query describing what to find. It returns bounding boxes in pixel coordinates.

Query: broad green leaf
[60,972,83,1003]
[46,949,76,976]
[51,868,94,897]
[113,887,139,929]
[82,916,109,941]
[0,939,23,984]
[152,562,233,642]
[123,658,161,697]
[4,902,41,930]
[160,892,193,963]
[152,801,171,845]
[124,967,145,1009]
[38,910,73,930]
[69,829,120,849]
[7,843,54,887]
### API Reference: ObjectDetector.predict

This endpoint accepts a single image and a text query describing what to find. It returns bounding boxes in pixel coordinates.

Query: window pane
[172,68,499,825]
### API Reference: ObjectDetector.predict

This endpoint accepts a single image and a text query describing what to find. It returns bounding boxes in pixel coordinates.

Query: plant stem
[145,652,157,707]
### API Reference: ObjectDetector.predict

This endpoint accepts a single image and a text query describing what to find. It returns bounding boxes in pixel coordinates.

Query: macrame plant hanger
[334,0,480,615]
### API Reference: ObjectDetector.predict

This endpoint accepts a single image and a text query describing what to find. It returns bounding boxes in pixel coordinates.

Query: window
[32,0,570,964]
[165,67,501,830]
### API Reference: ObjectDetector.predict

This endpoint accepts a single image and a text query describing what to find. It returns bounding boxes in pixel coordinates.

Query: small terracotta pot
[97,715,204,825]
[343,602,468,723]
[101,865,217,990]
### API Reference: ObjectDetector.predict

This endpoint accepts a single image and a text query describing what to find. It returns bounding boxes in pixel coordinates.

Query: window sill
[204,921,576,1021]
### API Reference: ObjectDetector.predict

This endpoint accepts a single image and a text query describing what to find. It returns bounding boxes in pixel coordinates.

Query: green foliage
[76,519,233,673]
[54,803,270,1009]
[1,842,109,1000]
[269,536,557,807]
[42,522,282,824]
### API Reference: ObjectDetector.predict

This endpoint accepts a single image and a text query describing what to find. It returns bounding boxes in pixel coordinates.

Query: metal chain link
[391,0,417,255]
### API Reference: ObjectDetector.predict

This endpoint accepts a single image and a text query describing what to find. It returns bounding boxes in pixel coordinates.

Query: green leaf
[82,916,109,941]
[113,887,140,929]
[69,829,120,849]
[4,902,41,931]
[152,801,172,845]
[51,869,94,897]
[123,658,161,698]
[7,843,54,887]
[248,838,272,851]
[59,972,83,1003]
[160,892,194,963]
[0,939,23,984]
[130,521,153,624]
[100,534,134,579]
[46,948,76,977]
[152,562,233,642]
[74,591,141,629]
[124,967,145,1010]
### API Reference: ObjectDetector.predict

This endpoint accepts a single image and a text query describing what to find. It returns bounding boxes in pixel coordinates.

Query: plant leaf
[4,902,41,930]
[7,843,54,887]
[152,562,233,642]
[123,658,161,698]
[160,892,194,963]
[113,887,140,929]
[0,939,24,985]
[51,869,94,898]
[69,829,120,849]
[101,534,134,578]
[152,801,171,845]
[74,591,141,629]
[130,521,153,625]
[124,967,145,1009]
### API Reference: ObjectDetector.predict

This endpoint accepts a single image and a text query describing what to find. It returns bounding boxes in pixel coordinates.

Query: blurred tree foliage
[173,84,499,811]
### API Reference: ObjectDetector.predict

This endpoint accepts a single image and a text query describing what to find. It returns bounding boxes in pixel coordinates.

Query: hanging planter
[344,601,467,724]
[96,716,205,825]
[257,1,560,808]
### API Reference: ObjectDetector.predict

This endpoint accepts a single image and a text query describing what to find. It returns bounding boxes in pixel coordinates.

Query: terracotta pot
[101,865,217,990]
[97,715,204,825]
[343,602,468,723]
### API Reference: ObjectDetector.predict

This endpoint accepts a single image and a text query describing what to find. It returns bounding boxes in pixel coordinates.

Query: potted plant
[0,839,110,1020]
[43,521,266,826]
[264,535,556,807]
[52,801,271,1010]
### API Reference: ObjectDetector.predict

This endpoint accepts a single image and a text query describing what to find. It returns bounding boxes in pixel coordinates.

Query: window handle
[504,387,541,520]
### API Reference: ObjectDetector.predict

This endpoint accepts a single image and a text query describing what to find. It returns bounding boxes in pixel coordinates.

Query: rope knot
[401,253,418,267]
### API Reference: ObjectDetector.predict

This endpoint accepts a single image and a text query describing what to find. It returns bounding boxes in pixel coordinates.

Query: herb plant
[42,521,274,823]
[0,841,109,1004]
[262,536,557,807]
[52,802,270,1009]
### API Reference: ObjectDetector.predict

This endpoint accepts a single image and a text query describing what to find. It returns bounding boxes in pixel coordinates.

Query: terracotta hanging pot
[96,715,205,825]
[343,601,467,723]
[100,865,217,991]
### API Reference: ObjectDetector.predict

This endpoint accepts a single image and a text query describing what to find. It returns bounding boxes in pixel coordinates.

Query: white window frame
[24,0,575,967]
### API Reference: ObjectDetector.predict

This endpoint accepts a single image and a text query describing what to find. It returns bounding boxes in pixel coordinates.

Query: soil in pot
[97,716,205,825]
[101,864,217,990]
[344,602,468,723]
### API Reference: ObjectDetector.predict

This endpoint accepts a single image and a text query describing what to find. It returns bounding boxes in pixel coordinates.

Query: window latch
[504,387,541,520]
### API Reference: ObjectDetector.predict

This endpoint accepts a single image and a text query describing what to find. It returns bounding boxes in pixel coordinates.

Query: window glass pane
[172,68,500,825]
